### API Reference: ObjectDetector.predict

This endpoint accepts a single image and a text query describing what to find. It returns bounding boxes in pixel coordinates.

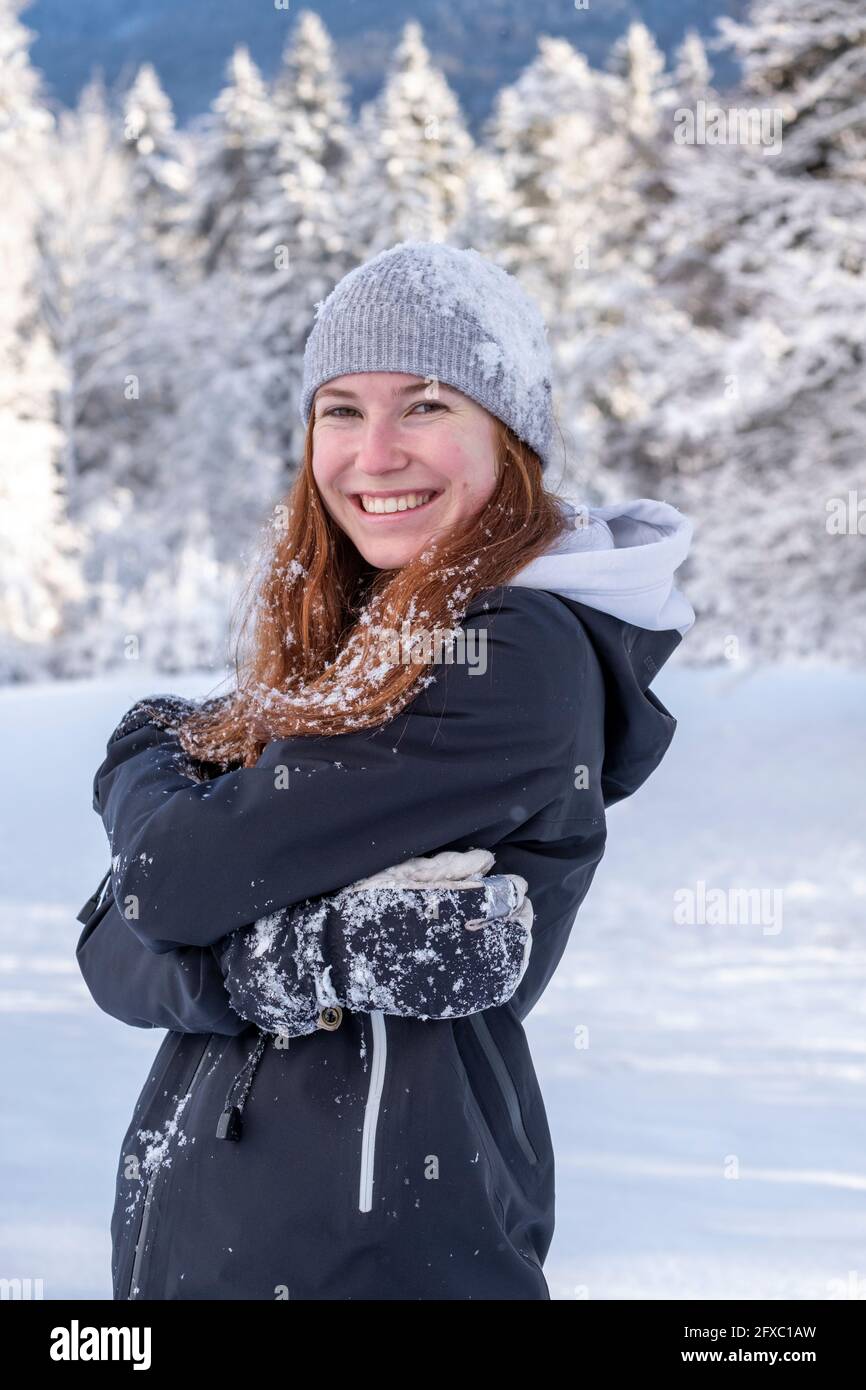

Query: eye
[320,400,447,418]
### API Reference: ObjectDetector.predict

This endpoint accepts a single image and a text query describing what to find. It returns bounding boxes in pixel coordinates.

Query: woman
[78,240,695,1300]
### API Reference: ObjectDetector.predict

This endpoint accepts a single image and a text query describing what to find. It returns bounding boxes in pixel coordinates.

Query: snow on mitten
[107,694,197,746]
[215,848,534,1036]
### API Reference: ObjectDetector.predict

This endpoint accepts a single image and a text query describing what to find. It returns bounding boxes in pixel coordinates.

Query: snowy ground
[1,662,865,1301]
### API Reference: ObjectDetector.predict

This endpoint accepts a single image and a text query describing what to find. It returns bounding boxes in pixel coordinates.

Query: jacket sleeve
[214,874,534,1036]
[92,589,599,954]
[75,892,252,1034]
[502,823,608,1024]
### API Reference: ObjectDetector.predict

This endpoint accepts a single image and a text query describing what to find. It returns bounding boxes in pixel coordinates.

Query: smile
[350,491,442,517]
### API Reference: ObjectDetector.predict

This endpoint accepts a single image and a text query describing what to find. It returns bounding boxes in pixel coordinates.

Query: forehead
[315,373,462,401]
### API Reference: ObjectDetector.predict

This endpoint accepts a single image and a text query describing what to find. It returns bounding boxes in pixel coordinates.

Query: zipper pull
[216,1105,243,1141]
[216,1029,269,1140]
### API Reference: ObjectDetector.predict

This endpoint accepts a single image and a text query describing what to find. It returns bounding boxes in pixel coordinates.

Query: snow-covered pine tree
[27,66,282,676]
[0,395,85,679]
[716,0,866,180]
[345,19,474,255]
[459,37,612,299]
[476,26,706,497]
[271,6,354,186]
[672,28,717,107]
[32,77,148,503]
[120,62,197,276]
[652,140,866,661]
[0,0,83,679]
[54,248,284,677]
[189,45,280,278]
[452,43,597,472]
[608,18,674,141]
[237,9,355,477]
[634,2,866,661]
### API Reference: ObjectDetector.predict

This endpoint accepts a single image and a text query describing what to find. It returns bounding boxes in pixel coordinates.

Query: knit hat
[299,241,554,469]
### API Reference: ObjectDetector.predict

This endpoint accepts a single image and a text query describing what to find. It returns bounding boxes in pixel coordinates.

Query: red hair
[178,408,570,768]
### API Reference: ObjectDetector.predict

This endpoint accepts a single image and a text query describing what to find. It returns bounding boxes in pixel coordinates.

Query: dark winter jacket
[76,498,694,1301]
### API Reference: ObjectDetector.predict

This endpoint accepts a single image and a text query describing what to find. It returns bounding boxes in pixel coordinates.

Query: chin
[357,541,425,570]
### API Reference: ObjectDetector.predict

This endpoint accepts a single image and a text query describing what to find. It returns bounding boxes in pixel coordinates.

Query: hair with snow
[175,411,571,767]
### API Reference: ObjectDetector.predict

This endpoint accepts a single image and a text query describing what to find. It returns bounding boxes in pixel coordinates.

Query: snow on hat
[299,240,554,469]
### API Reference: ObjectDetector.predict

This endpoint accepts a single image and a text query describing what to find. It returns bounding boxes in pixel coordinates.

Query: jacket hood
[506,497,695,806]
[508,497,695,637]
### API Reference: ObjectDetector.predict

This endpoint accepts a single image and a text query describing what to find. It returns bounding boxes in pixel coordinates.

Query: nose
[352,415,412,478]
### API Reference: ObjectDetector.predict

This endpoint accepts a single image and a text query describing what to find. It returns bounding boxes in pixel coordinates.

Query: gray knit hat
[299,240,554,469]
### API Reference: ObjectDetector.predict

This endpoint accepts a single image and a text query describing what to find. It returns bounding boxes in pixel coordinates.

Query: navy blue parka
[77,584,683,1300]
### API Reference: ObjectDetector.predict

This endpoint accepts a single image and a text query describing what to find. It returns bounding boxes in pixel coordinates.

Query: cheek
[311,439,341,490]
[436,424,489,473]
[447,445,497,504]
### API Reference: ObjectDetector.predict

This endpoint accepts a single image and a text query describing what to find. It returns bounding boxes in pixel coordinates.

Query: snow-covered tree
[32,77,146,497]
[271,7,354,181]
[671,29,716,106]
[716,0,866,179]
[604,8,866,657]
[23,63,284,675]
[50,252,285,676]
[0,0,51,152]
[190,45,279,277]
[346,20,474,254]
[0,0,82,678]
[223,11,356,475]
[461,38,612,293]
[120,62,197,273]
[249,9,354,292]
[0,402,85,679]
[648,138,866,660]
[466,29,703,494]
[608,20,673,140]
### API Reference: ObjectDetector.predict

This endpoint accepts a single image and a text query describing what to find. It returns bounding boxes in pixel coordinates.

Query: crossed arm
[76,845,533,1034]
[91,592,588,953]
[80,591,597,1031]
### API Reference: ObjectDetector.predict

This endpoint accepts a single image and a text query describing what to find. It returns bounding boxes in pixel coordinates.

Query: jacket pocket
[464,1011,539,1167]
[447,1032,545,1280]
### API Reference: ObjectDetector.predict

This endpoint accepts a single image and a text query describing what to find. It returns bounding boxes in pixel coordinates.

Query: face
[311,372,500,570]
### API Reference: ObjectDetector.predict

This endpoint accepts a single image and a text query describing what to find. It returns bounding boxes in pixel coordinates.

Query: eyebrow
[315,380,456,405]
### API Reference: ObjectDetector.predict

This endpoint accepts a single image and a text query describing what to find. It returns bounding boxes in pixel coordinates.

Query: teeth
[359,492,434,514]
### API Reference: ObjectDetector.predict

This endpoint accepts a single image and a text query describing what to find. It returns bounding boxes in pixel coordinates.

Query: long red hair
[178,406,571,769]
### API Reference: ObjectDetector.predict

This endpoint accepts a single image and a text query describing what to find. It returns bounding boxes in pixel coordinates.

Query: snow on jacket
[76,496,694,1301]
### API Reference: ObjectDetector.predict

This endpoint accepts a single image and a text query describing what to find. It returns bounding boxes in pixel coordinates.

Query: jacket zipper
[358,1010,387,1213]
[127,1034,215,1299]
[467,1012,538,1167]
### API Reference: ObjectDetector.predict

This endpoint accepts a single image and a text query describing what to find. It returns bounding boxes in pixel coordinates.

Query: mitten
[215,848,534,1037]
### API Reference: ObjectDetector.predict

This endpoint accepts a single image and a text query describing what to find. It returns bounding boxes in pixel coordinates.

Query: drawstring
[76,867,112,924]
[216,1028,271,1141]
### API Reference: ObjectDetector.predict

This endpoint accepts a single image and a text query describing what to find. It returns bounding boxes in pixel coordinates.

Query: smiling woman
[81,238,693,1302]
[164,244,569,761]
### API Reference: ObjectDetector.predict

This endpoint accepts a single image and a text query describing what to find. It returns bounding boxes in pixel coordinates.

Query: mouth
[347,489,444,520]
